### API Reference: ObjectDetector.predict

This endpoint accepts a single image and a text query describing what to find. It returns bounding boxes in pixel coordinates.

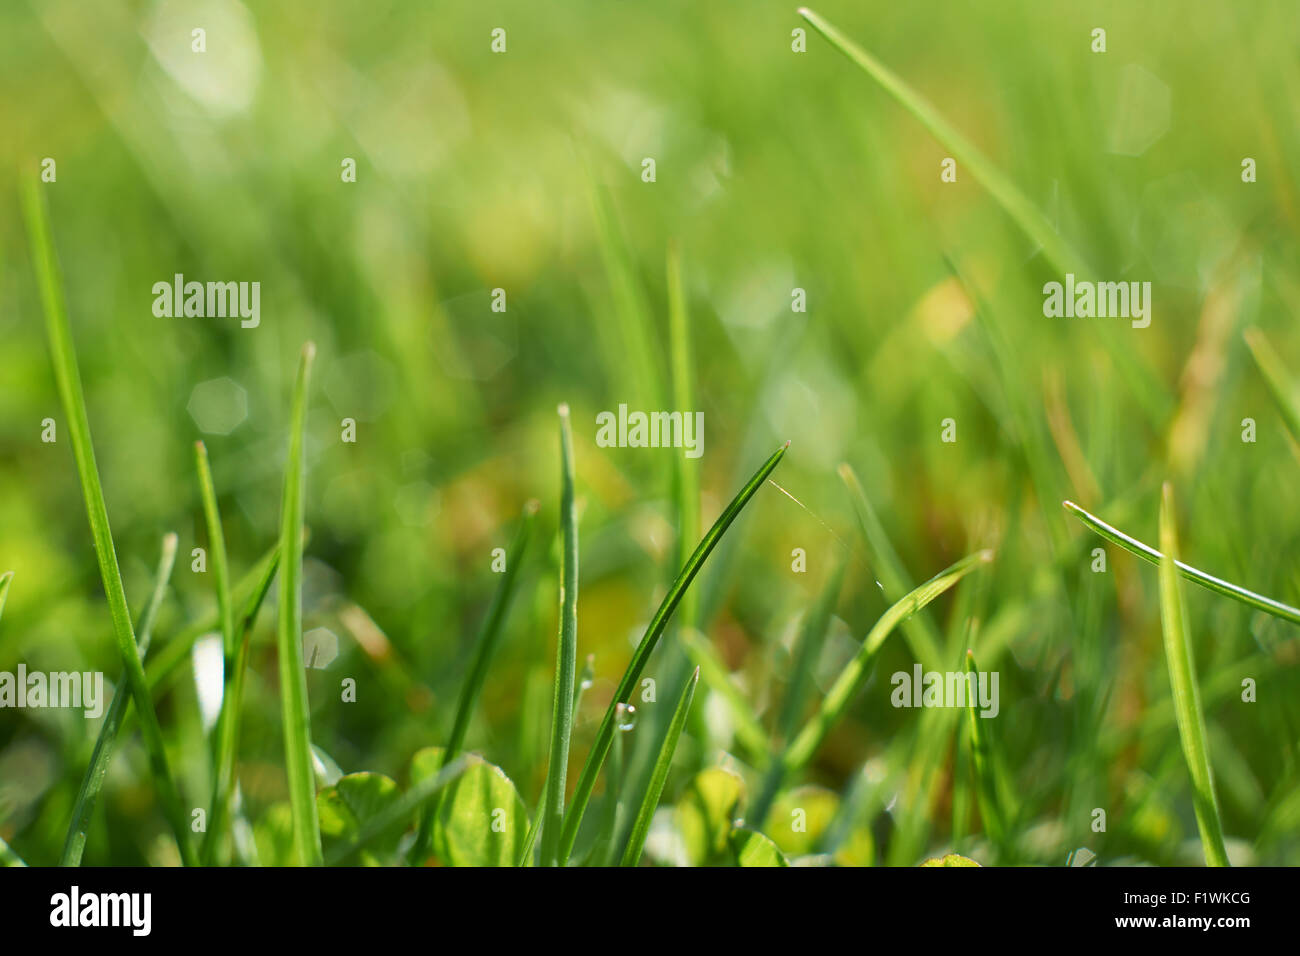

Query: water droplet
[615,702,637,731]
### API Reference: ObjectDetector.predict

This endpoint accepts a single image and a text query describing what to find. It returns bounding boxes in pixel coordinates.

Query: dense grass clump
[2,2,1299,867]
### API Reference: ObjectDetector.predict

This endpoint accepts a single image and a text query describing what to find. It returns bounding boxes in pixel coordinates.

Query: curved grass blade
[539,404,580,866]
[620,667,699,867]
[1243,327,1300,443]
[797,7,1168,425]
[409,499,539,864]
[277,342,322,866]
[23,178,196,866]
[1158,484,1230,867]
[61,533,177,866]
[753,549,993,823]
[323,756,470,866]
[1064,500,1300,626]
[557,440,790,863]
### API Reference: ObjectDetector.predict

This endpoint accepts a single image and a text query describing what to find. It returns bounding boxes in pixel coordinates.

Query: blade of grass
[277,341,322,867]
[1158,483,1230,867]
[557,440,790,864]
[515,657,592,867]
[203,540,281,865]
[1243,327,1300,443]
[23,177,196,867]
[539,404,580,866]
[753,549,993,824]
[620,667,700,867]
[61,533,177,866]
[323,756,471,866]
[194,441,239,864]
[408,499,539,864]
[798,6,1169,426]
[667,240,700,631]
[1064,500,1300,625]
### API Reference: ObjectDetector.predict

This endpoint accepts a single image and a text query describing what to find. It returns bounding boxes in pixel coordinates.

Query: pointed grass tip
[557,402,570,418]
[524,498,541,516]
[302,341,316,361]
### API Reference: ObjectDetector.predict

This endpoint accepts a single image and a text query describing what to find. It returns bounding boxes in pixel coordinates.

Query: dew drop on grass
[615,703,637,732]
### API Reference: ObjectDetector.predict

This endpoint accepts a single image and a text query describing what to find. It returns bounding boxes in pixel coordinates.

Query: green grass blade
[754,549,993,823]
[61,533,177,867]
[1064,500,1300,625]
[22,177,196,867]
[963,649,1003,847]
[409,499,539,864]
[277,342,322,866]
[194,440,239,864]
[323,756,470,867]
[798,7,1168,426]
[557,440,790,863]
[777,557,846,742]
[667,240,700,631]
[1158,484,1230,867]
[620,667,700,867]
[539,404,580,866]
[678,630,769,762]
[839,464,943,670]
[515,658,591,866]
[1243,327,1300,443]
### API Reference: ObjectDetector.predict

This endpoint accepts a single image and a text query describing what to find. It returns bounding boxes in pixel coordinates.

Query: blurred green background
[2,0,1299,865]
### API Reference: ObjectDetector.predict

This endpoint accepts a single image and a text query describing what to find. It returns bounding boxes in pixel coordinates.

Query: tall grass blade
[194,441,239,864]
[620,667,700,867]
[277,342,322,866]
[798,7,1168,425]
[1157,484,1230,867]
[539,405,580,866]
[61,533,177,866]
[1064,500,1300,625]
[557,440,789,863]
[22,177,196,866]
[753,549,993,823]
[0,571,12,620]
[409,499,539,864]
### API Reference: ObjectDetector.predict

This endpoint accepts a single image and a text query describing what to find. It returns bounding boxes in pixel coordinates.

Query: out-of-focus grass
[1,0,1299,866]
